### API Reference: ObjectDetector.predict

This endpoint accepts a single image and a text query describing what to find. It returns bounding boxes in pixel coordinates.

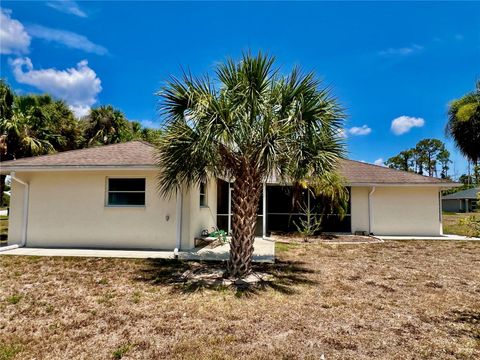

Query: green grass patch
[0,343,23,360]
[112,344,132,359]
[0,216,8,240]
[443,213,480,236]
[275,242,299,253]
[6,294,22,305]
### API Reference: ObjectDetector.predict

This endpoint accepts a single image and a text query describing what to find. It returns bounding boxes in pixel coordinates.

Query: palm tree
[446,81,480,167]
[83,105,131,146]
[156,52,346,277]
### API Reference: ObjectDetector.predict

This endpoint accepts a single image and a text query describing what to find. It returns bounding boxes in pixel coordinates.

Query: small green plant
[209,229,228,244]
[97,292,116,306]
[112,344,131,359]
[132,291,141,304]
[6,294,22,305]
[294,202,322,242]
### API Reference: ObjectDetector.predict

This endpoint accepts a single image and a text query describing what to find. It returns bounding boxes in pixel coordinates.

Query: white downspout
[262,182,267,238]
[368,186,376,235]
[10,172,29,247]
[174,189,183,257]
[439,190,443,235]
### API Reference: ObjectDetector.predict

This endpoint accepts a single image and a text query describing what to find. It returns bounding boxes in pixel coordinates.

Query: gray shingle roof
[1,141,156,168]
[0,141,457,186]
[442,187,479,200]
[338,159,453,185]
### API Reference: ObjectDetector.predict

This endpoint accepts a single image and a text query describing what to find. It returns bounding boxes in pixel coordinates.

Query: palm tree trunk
[227,167,262,278]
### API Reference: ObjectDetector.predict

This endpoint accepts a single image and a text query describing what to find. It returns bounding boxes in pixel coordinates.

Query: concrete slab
[378,234,480,241]
[0,247,176,259]
[0,238,275,262]
[181,238,275,262]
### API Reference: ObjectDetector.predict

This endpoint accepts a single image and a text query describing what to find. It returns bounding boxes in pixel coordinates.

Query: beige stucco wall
[187,178,217,247]
[8,170,215,250]
[350,187,370,234]
[350,185,442,236]
[8,178,25,245]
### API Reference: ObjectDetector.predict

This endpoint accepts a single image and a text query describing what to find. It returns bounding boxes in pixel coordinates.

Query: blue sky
[1,1,479,177]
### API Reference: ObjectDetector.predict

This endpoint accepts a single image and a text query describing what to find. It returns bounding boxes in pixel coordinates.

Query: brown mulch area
[272,233,382,244]
[0,241,479,359]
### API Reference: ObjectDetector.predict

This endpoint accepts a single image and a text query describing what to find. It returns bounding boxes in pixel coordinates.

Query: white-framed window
[106,178,146,207]
[199,181,207,207]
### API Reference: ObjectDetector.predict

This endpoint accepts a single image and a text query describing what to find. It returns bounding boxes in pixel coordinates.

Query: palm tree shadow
[135,259,317,296]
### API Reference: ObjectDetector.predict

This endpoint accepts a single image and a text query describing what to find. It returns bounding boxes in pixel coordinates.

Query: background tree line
[0,79,162,206]
[384,138,451,179]
[385,80,479,192]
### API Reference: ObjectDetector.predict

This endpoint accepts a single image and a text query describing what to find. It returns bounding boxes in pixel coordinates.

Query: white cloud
[340,125,372,138]
[379,44,423,57]
[391,116,425,135]
[139,120,160,129]
[46,1,87,18]
[374,158,385,166]
[0,8,31,54]
[27,25,108,55]
[10,57,102,117]
[348,125,371,136]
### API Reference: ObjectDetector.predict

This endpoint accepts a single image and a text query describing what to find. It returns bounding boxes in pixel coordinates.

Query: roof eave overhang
[263,180,459,188]
[0,165,157,174]
[347,182,460,188]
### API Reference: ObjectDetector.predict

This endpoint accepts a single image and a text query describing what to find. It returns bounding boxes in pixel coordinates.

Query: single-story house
[442,187,479,213]
[1,141,457,250]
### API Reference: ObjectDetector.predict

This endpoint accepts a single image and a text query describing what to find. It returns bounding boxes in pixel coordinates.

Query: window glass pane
[108,192,145,206]
[109,178,145,192]
[200,182,207,206]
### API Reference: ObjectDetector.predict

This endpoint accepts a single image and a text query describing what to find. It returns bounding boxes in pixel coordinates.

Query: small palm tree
[156,52,345,277]
[446,81,480,166]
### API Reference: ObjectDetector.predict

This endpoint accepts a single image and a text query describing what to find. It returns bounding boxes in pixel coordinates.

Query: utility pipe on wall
[368,186,376,235]
[174,189,183,255]
[10,172,29,247]
[262,182,267,238]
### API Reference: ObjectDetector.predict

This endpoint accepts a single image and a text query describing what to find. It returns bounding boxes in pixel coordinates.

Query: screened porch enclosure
[216,180,351,236]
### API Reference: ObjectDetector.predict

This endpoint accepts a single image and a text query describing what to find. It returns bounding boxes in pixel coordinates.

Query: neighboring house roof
[0,140,457,186]
[442,187,479,200]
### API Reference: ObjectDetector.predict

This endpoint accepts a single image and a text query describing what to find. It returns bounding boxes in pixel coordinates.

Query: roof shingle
[1,141,156,168]
[0,140,456,185]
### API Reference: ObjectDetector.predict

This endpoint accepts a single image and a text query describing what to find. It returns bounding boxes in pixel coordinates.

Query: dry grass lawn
[0,241,479,359]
